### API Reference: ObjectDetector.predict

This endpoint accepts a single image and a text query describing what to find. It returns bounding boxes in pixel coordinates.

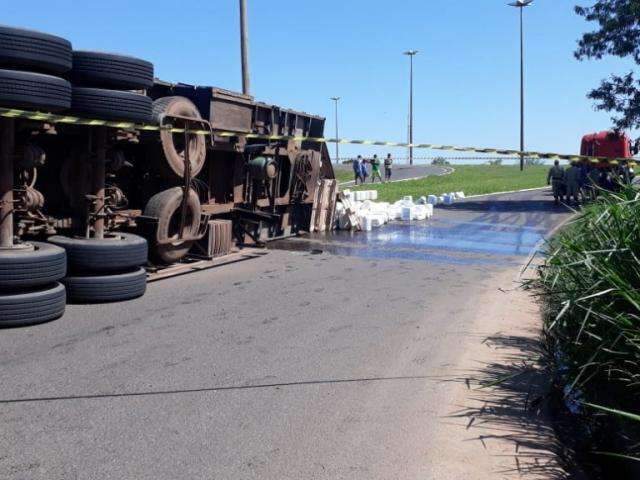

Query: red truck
[580,131,637,163]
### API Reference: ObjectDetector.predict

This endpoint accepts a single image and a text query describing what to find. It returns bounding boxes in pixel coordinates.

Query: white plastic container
[413,205,428,221]
[425,204,434,218]
[401,206,413,221]
[361,215,373,231]
[371,214,386,228]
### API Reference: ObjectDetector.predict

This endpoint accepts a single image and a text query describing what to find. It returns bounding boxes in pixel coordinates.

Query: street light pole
[239,0,251,95]
[403,50,418,165]
[330,97,340,163]
[508,0,533,171]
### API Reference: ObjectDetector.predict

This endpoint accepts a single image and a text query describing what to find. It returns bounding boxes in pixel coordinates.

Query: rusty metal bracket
[158,113,213,244]
[178,126,192,240]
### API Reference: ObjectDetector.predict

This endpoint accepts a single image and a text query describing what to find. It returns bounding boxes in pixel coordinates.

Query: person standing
[370,154,382,183]
[547,160,565,206]
[565,161,582,205]
[620,161,633,185]
[384,153,393,182]
[352,156,364,185]
[579,162,589,202]
[360,158,369,183]
[587,165,600,201]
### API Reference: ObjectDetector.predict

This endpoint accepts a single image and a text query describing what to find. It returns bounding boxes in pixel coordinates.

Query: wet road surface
[274,188,564,267]
[0,188,571,479]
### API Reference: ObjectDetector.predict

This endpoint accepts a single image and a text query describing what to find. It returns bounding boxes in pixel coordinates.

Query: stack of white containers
[335,189,464,231]
[350,190,379,202]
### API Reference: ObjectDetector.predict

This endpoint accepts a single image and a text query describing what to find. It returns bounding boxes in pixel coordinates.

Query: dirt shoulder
[427,268,576,479]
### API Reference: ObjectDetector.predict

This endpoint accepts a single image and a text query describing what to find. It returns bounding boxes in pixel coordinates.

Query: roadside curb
[516,211,578,282]
[464,186,547,199]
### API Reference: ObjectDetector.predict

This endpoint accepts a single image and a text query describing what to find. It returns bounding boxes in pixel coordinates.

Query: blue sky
[4,1,635,161]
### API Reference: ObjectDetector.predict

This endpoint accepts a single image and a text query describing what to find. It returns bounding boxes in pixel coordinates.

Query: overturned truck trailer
[142,81,336,260]
[0,25,335,325]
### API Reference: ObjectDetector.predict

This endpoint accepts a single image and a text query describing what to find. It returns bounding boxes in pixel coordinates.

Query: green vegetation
[334,167,355,184]
[351,165,547,203]
[431,157,450,166]
[575,0,640,131]
[530,185,640,464]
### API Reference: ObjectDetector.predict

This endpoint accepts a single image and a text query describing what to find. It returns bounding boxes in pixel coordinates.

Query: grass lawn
[334,166,356,184]
[348,165,548,202]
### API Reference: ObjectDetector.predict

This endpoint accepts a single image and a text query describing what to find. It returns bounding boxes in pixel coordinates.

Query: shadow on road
[438,194,573,236]
[444,330,585,479]
[441,198,571,215]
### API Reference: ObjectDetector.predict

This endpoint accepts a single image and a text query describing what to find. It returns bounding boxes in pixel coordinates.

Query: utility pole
[508,0,533,171]
[330,97,340,163]
[239,0,251,95]
[403,50,418,165]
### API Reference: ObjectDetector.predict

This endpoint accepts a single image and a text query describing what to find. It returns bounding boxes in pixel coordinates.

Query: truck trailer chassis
[0,24,335,325]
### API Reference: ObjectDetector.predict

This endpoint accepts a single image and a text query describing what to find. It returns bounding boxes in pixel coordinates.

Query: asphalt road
[0,189,571,479]
[336,164,450,186]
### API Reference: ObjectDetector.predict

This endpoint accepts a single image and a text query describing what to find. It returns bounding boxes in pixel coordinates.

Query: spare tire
[0,242,66,289]
[72,51,154,90]
[0,282,66,328]
[0,69,71,112]
[151,96,207,178]
[71,87,152,123]
[63,267,146,304]
[144,187,201,264]
[48,233,148,273]
[0,25,72,74]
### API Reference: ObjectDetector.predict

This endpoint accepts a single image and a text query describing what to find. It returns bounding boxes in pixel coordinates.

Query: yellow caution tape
[0,106,634,165]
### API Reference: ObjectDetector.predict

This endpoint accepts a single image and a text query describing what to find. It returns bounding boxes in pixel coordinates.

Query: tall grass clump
[533,184,640,464]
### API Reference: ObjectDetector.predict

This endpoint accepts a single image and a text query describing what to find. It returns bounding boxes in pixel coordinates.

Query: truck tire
[151,96,207,178]
[0,282,66,328]
[71,51,154,90]
[48,233,148,273]
[71,87,152,123]
[0,69,71,112]
[0,25,72,75]
[63,267,146,304]
[0,242,66,289]
[144,187,201,264]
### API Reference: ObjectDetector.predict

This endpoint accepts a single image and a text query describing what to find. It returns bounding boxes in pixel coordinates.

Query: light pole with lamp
[403,50,418,165]
[508,0,533,171]
[330,97,341,163]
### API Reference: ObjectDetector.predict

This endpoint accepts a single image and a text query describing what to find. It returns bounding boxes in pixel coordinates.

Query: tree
[575,1,640,130]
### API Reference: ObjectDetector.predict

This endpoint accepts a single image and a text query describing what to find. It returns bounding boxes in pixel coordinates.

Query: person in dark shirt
[547,160,565,205]
[384,154,393,182]
[352,155,364,185]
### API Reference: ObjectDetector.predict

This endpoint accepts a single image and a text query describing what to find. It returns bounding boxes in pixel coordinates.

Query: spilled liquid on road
[271,192,571,266]
[272,217,544,266]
